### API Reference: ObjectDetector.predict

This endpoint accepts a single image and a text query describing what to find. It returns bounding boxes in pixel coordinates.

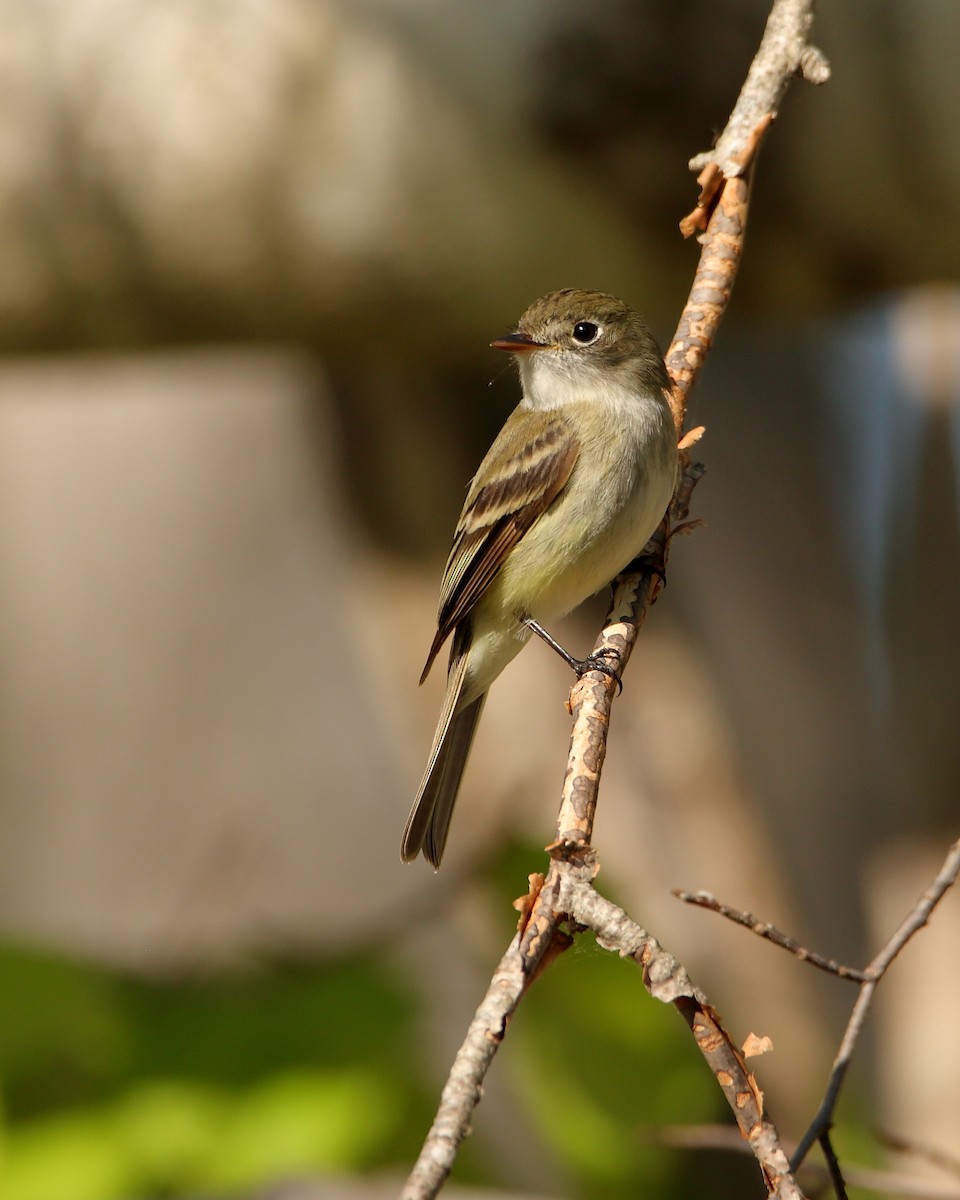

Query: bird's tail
[401,642,486,868]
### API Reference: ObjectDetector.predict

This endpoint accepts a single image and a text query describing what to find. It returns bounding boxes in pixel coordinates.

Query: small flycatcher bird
[401,288,678,868]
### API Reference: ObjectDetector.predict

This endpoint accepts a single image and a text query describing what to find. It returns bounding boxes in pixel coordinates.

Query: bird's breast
[495,429,675,624]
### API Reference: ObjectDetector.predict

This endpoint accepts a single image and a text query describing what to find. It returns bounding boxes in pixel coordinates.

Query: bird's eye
[572,321,600,345]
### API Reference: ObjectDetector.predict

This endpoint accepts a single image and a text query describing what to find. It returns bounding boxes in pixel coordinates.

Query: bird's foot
[523,619,623,693]
[575,646,624,693]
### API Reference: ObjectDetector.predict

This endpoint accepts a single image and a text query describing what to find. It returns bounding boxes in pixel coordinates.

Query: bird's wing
[420,407,580,683]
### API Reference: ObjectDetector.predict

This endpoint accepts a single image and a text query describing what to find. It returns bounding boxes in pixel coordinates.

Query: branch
[703,0,829,183]
[674,889,870,981]
[558,0,829,873]
[654,1125,960,1199]
[559,862,804,1199]
[670,0,829,423]
[404,2,827,1195]
[401,886,562,1200]
[790,837,960,1173]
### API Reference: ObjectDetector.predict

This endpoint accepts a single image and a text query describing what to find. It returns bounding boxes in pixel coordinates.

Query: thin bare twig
[819,1132,848,1200]
[791,838,960,1173]
[673,889,869,981]
[652,1125,960,1199]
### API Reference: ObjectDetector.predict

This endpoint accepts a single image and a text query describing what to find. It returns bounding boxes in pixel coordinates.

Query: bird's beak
[490,332,544,353]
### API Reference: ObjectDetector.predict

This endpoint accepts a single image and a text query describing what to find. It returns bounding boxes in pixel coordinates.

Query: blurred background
[1,1,958,1198]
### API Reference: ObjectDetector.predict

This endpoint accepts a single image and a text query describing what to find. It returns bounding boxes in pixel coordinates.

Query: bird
[401,288,678,868]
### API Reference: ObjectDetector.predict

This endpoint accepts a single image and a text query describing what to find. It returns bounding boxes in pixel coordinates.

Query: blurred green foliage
[512,942,720,1195]
[0,941,430,1198]
[0,851,764,1199]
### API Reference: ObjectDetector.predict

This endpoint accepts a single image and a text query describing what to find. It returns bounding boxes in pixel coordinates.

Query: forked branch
[791,837,960,1174]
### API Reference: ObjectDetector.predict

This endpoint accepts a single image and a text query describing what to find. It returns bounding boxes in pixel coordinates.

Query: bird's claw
[575,647,623,695]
